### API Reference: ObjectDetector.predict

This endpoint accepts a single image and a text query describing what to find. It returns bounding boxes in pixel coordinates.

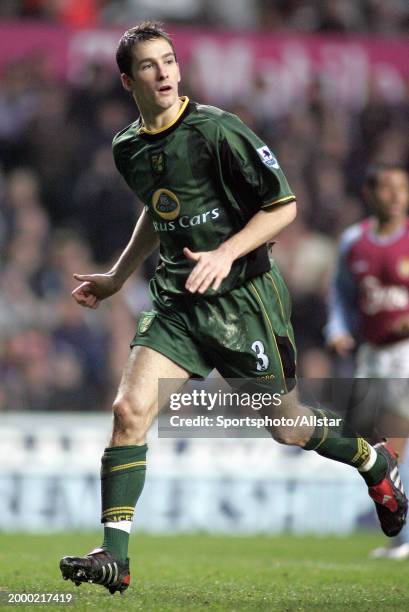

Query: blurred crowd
[0,29,408,411]
[1,0,408,33]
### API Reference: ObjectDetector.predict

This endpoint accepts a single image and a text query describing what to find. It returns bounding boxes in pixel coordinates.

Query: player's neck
[374,217,406,237]
[140,97,184,132]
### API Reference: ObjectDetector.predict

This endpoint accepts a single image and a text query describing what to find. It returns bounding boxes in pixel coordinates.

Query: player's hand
[327,334,356,358]
[183,245,234,294]
[71,272,122,309]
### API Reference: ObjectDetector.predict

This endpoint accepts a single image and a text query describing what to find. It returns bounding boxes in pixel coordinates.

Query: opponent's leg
[60,346,190,593]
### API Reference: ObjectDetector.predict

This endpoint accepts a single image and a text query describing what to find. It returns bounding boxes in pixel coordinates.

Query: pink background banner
[0,22,408,110]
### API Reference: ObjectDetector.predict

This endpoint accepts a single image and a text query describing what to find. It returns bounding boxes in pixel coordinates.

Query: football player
[60,24,407,592]
[327,164,409,558]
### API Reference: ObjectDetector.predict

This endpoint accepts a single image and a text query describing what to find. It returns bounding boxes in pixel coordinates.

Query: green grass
[0,533,408,611]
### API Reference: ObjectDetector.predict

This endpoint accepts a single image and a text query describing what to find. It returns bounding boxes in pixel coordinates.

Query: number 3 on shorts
[251,340,269,372]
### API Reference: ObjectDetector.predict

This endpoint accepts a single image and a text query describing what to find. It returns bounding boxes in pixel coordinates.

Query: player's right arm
[325,228,359,357]
[72,208,159,309]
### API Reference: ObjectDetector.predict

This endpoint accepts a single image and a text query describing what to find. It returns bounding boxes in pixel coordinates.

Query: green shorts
[131,261,297,393]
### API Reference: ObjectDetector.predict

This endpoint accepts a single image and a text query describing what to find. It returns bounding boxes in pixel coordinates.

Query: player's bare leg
[262,385,408,538]
[261,387,314,446]
[110,345,189,446]
[60,346,190,594]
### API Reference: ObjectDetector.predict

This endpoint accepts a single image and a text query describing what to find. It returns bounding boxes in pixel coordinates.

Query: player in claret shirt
[327,164,409,559]
[60,23,407,593]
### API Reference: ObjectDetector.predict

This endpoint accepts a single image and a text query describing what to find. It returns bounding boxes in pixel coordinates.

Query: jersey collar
[137,96,191,141]
[368,217,407,245]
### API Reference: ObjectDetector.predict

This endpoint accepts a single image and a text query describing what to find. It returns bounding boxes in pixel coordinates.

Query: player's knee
[112,396,151,438]
[269,400,309,445]
[269,426,305,447]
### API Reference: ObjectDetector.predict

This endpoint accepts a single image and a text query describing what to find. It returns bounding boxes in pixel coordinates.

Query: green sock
[100,444,147,561]
[303,407,387,485]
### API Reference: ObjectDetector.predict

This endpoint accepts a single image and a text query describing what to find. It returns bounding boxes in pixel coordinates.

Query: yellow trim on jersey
[267,270,297,367]
[139,96,189,134]
[109,461,146,473]
[261,195,296,209]
[249,280,286,387]
[266,272,285,321]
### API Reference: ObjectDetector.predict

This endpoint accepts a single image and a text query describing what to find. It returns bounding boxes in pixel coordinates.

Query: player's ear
[121,73,134,92]
[176,62,181,84]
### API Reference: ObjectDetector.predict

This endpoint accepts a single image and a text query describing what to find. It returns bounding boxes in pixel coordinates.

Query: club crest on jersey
[152,188,180,220]
[256,146,279,169]
[150,151,166,175]
[397,257,409,279]
[137,312,156,335]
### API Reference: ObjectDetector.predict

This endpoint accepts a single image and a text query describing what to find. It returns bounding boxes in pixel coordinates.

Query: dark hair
[364,163,408,190]
[116,21,176,77]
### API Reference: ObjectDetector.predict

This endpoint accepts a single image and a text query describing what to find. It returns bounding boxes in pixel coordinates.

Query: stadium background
[0,1,408,536]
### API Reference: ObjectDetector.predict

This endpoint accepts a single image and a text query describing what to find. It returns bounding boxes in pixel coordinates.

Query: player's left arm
[185,201,296,293]
[185,113,296,294]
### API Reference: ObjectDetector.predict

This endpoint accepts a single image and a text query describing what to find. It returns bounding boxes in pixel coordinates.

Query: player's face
[369,170,409,222]
[121,38,181,113]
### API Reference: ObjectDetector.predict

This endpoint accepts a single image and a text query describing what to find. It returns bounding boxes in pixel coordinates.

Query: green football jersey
[112,96,295,297]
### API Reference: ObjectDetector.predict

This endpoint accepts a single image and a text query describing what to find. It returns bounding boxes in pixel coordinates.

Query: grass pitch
[0,532,408,611]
